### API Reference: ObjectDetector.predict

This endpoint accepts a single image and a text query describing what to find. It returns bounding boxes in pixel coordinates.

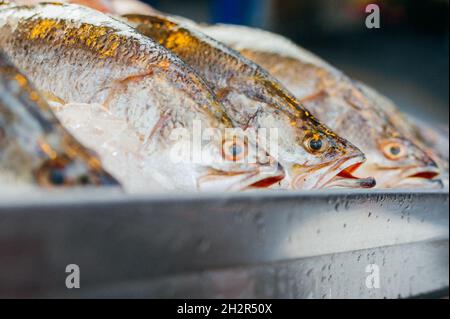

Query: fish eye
[49,169,65,186]
[78,175,91,185]
[304,134,327,154]
[222,137,247,162]
[36,157,72,187]
[36,164,69,187]
[381,140,408,161]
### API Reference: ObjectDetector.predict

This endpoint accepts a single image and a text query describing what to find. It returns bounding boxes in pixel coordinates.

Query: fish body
[0,2,283,192]
[200,24,444,189]
[0,49,118,188]
[122,14,375,189]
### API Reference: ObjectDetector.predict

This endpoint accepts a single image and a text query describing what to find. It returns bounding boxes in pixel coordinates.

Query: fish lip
[320,155,376,189]
[198,162,285,192]
[242,163,286,190]
[392,165,443,188]
[400,165,441,180]
[300,155,376,189]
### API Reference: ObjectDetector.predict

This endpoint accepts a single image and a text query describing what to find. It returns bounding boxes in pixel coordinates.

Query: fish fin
[142,113,172,150]
[299,90,329,105]
[103,70,155,110]
[215,87,232,102]
[343,88,371,110]
[41,91,66,106]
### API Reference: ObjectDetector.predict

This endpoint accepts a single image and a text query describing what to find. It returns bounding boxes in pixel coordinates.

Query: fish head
[0,50,119,189]
[361,131,442,188]
[33,132,120,188]
[278,115,376,190]
[250,80,375,190]
[350,82,443,188]
[196,129,285,191]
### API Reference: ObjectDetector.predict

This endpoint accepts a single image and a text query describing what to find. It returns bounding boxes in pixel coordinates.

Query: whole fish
[0,50,119,188]
[200,24,443,189]
[0,2,284,192]
[121,14,376,189]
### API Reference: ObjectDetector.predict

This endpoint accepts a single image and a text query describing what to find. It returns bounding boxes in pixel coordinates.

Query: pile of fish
[0,0,447,193]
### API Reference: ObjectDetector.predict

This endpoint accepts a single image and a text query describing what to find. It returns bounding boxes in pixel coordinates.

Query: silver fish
[200,24,444,189]
[0,49,119,188]
[121,13,376,190]
[0,2,284,192]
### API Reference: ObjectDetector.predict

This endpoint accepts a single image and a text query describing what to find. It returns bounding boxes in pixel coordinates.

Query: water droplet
[197,238,211,253]
[334,202,340,212]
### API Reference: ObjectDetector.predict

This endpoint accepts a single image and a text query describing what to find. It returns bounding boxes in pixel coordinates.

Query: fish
[121,13,376,189]
[0,2,284,192]
[0,49,119,188]
[200,24,444,189]
[357,82,449,188]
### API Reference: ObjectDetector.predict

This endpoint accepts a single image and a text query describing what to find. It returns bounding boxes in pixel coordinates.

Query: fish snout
[321,154,376,189]
[291,154,376,190]
[97,170,121,187]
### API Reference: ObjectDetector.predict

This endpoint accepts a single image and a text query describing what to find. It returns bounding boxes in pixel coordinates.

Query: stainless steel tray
[0,189,448,298]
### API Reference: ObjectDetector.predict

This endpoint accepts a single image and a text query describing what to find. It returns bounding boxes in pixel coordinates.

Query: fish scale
[0,2,285,192]
[200,24,444,189]
[0,49,118,188]
[123,13,375,189]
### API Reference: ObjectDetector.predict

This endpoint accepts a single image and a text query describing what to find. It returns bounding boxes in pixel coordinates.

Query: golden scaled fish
[0,2,284,192]
[0,50,119,188]
[121,14,376,190]
[200,24,443,189]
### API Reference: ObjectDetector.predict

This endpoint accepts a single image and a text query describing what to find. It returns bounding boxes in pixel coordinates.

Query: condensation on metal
[0,189,448,298]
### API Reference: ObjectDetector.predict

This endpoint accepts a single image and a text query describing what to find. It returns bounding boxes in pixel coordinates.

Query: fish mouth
[293,155,376,189]
[391,165,443,189]
[321,156,377,189]
[198,162,285,192]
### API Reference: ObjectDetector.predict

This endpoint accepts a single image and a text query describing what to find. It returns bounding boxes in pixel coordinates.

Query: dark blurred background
[143,0,449,126]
